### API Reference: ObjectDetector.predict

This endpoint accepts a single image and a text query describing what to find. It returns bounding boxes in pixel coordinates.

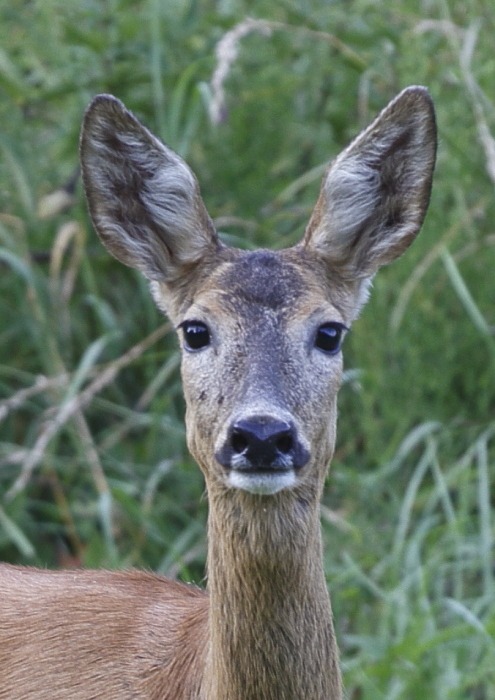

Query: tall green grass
[1,0,494,697]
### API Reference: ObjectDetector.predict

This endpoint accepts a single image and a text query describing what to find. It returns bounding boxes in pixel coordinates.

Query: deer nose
[216,416,309,472]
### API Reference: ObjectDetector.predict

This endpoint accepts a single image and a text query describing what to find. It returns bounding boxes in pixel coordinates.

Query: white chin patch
[227,470,297,495]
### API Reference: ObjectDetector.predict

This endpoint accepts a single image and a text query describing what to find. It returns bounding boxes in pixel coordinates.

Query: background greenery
[1,0,494,697]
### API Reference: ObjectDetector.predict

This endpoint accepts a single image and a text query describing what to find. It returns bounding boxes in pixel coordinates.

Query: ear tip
[395,85,436,118]
[86,93,125,113]
[386,86,437,158]
[399,84,432,99]
[81,94,131,135]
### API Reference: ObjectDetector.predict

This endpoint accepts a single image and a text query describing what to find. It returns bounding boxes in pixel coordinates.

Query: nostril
[231,429,249,455]
[276,432,293,455]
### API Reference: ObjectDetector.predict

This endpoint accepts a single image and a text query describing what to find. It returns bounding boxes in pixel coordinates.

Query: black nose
[215,416,309,472]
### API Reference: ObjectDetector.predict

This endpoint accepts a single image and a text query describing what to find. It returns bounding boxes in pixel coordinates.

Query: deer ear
[302,86,437,283]
[80,95,220,282]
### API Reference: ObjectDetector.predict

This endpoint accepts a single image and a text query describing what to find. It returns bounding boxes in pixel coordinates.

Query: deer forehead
[181,249,347,330]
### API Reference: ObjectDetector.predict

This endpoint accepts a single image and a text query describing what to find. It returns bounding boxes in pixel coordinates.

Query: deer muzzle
[215,415,310,495]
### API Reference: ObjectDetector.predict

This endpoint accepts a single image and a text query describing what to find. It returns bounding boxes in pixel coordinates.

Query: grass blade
[441,247,492,337]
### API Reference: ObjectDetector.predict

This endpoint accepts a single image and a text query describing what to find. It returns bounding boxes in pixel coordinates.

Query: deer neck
[202,481,342,700]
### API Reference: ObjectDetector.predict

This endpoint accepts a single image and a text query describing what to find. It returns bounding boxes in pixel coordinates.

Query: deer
[0,86,436,700]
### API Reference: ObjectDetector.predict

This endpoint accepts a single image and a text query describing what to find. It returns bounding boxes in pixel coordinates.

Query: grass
[1,0,494,697]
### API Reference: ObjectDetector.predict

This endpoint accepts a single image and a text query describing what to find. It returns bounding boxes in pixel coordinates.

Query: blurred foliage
[1,0,494,697]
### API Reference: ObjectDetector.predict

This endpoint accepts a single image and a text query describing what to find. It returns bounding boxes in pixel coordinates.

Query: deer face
[172,248,349,496]
[80,87,436,500]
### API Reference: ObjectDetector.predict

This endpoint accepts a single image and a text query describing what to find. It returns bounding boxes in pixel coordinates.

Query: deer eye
[181,321,210,351]
[314,323,347,355]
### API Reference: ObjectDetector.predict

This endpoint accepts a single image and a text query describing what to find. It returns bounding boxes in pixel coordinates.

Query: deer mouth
[226,468,298,495]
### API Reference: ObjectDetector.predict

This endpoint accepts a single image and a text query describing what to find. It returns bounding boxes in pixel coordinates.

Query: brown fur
[0,566,208,699]
[0,87,436,699]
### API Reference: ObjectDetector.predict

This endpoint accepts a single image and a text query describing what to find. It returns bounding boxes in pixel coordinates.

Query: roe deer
[0,86,436,700]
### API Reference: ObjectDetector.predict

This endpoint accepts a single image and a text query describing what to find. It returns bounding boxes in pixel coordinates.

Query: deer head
[80,88,436,510]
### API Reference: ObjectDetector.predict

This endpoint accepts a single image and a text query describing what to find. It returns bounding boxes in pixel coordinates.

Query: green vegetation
[1,0,494,697]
